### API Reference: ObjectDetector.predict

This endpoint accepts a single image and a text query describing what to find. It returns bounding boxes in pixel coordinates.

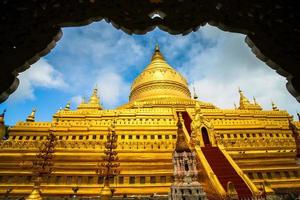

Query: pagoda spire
[193,85,198,100]
[234,102,237,109]
[78,87,102,110]
[238,88,250,109]
[26,109,36,122]
[89,87,100,104]
[64,101,71,110]
[0,109,6,125]
[271,101,279,111]
[253,97,258,105]
[150,43,166,62]
[237,88,262,110]
[253,96,262,109]
[155,43,159,51]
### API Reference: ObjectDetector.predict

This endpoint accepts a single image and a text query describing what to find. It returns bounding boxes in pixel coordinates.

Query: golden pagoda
[0,46,300,199]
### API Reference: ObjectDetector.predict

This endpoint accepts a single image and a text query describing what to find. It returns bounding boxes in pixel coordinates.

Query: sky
[0,21,299,125]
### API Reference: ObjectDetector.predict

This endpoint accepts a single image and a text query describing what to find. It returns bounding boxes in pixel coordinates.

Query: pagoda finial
[151,44,165,61]
[26,108,36,122]
[238,87,251,109]
[89,87,100,104]
[155,43,160,51]
[253,97,257,105]
[64,101,71,110]
[238,87,242,94]
[77,88,102,110]
[253,96,263,110]
[238,87,245,100]
[271,100,279,111]
[0,109,6,124]
[93,85,98,95]
[193,85,198,100]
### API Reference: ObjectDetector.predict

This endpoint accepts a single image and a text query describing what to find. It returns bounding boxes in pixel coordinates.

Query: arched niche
[201,127,210,146]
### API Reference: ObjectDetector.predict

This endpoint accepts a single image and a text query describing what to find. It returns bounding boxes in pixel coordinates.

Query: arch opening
[1,2,299,103]
[201,127,210,146]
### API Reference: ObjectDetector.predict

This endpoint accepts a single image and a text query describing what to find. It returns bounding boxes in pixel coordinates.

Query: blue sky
[0,21,299,125]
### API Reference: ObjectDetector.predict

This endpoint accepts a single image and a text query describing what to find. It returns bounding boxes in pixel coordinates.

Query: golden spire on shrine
[0,109,6,125]
[151,44,165,61]
[253,96,262,109]
[130,45,191,102]
[89,87,100,104]
[234,102,237,109]
[253,97,258,105]
[77,87,103,110]
[271,101,279,111]
[193,85,198,100]
[238,88,250,109]
[64,101,71,110]
[238,88,262,110]
[26,109,36,122]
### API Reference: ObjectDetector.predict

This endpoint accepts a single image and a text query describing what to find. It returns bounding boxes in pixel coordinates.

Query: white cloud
[180,26,300,117]
[53,22,147,97]
[71,95,83,107]
[95,72,130,108]
[70,71,130,109]
[8,58,68,101]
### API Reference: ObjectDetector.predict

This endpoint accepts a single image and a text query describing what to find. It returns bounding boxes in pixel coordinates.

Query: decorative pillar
[98,120,120,200]
[26,132,56,200]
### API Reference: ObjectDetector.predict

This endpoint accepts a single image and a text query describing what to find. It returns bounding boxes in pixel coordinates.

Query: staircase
[179,111,254,199]
[201,145,253,199]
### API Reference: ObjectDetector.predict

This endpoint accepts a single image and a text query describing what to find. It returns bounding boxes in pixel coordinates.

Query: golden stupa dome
[129,45,191,102]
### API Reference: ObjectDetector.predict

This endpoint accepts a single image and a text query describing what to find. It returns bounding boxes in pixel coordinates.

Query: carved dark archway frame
[0,1,299,102]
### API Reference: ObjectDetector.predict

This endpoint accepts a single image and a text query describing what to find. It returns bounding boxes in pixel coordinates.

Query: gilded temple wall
[0,107,299,196]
